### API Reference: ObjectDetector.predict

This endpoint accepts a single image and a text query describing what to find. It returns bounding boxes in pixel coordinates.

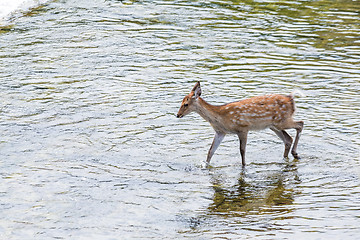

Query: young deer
[177,82,304,167]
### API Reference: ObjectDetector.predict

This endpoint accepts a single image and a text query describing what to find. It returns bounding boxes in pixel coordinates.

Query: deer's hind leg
[276,120,304,159]
[291,121,304,159]
[270,127,293,158]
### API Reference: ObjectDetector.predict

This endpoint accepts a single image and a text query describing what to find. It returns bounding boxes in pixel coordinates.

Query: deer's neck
[195,97,222,124]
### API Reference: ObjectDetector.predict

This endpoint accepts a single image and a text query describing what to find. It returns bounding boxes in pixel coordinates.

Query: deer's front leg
[206,131,225,166]
[237,131,248,166]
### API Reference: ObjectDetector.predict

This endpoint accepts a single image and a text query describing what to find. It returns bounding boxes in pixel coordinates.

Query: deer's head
[177,81,201,118]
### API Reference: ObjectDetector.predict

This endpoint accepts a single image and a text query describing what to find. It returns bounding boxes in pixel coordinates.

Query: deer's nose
[176,114,182,118]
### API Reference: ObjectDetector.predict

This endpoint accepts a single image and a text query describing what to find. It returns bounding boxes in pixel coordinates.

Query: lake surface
[1,0,360,239]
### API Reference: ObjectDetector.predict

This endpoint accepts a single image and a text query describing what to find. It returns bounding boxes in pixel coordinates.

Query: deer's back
[219,94,295,132]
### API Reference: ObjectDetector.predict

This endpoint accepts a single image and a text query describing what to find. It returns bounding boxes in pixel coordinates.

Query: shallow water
[0,0,360,239]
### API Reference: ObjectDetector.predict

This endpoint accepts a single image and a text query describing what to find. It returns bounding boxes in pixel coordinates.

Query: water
[0,0,359,239]
[0,0,50,25]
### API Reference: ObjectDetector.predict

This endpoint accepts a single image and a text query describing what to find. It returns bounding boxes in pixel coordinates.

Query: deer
[176,82,304,167]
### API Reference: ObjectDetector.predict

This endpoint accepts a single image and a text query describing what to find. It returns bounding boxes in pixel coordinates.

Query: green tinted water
[0,0,359,239]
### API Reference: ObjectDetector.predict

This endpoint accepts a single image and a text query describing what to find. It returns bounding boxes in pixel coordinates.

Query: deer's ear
[191,81,201,99]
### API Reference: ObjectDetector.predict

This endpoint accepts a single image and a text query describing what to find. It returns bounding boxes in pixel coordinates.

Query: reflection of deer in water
[209,160,299,216]
[177,82,304,167]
